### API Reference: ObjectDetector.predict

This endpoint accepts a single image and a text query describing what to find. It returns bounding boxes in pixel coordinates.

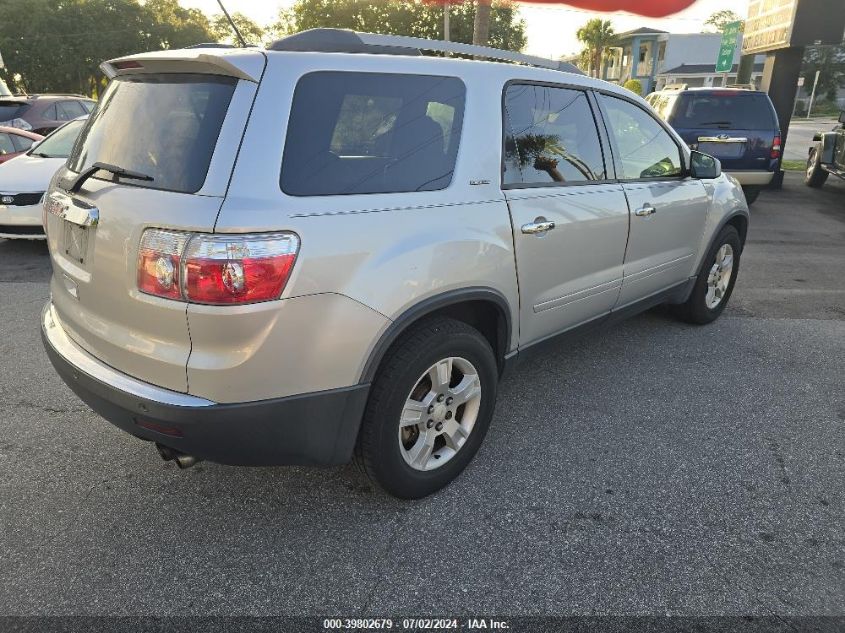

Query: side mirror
[839,110,845,124]
[689,150,721,179]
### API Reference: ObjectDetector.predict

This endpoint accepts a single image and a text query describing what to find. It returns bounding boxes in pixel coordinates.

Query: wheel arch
[359,287,513,383]
[694,211,749,279]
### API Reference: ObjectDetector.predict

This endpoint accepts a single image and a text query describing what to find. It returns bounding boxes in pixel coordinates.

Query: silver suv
[41,30,749,499]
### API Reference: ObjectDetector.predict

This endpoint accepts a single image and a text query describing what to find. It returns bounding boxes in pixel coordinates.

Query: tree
[211,12,265,46]
[272,0,525,52]
[576,18,615,79]
[801,43,845,103]
[0,0,214,96]
[703,10,742,33]
[623,79,643,96]
[473,0,491,46]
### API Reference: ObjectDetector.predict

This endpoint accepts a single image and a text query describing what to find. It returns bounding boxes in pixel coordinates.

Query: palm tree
[576,18,615,79]
[473,0,491,46]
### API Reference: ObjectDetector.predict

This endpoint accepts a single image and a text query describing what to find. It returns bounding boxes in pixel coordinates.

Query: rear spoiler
[101,49,264,83]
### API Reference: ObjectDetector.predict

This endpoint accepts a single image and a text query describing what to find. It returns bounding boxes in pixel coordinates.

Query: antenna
[215,0,247,47]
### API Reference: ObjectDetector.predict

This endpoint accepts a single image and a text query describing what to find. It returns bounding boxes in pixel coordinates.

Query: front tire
[805,148,829,188]
[356,318,498,499]
[673,226,741,325]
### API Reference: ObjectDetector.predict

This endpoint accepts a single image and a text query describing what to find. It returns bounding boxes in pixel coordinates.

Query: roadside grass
[781,160,805,171]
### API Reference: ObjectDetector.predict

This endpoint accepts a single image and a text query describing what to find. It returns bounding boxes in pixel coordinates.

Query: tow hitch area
[155,443,203,470]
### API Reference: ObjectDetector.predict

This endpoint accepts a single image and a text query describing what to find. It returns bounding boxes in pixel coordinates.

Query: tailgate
[45,51,264,392]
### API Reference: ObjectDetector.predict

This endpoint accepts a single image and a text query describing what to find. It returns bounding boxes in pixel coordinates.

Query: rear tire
[355,318,498,499]
[742,186,761,205]
[804,148,829,188]
[673,226,741,325]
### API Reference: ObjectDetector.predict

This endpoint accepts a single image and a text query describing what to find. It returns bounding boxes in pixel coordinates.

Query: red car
[0,126,43,165]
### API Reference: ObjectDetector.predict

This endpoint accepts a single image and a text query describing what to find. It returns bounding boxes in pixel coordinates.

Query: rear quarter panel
[206,54,520,399]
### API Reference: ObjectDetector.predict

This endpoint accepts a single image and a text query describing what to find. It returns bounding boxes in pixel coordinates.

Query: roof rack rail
[268,29,583,75]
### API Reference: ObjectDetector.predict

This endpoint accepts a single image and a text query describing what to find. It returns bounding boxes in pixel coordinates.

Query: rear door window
[281,72,466,196]
[68,74,236,194]
[56,100,85,121]
[503,83,607,186]
[0,102,29,122]
[670,93,777,130]
[0,133,15,155]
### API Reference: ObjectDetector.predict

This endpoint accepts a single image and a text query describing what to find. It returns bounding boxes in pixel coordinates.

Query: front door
[596,93,710,306]
[503,83,629,346]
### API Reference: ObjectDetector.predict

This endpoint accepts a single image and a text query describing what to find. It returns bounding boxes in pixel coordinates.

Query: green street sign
[716,21,742,73]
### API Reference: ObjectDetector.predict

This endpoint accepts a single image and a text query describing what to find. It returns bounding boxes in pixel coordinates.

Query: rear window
[281,72,466,196]
[68,74,236,194]
[669,93,777,130]
[0,102,29,122]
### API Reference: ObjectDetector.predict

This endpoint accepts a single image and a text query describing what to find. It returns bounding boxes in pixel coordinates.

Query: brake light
[771,135,781,159]
[183,233,299,305]
[137,229,299,305]
[113,60,143,70]
[138,229,190,300]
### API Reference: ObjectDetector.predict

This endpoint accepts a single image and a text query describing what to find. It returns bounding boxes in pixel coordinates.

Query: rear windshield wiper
[68,161,154,193]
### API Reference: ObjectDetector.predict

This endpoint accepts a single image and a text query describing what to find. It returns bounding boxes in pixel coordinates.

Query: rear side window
[670,93,777,130]
[281,72,466,196]
[503,83,606,186]
[68,74,236,194]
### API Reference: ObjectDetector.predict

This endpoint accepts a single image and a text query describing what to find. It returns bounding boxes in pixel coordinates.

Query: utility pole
[806,69,820,119]
[444,1,450,41]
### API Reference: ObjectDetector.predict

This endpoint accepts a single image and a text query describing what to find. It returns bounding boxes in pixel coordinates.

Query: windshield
[29,119,84,158]
[67,74,236,194]
[670,93,777,130]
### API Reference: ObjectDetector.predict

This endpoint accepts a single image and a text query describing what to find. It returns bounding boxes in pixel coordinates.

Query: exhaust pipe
[155,443,202,469]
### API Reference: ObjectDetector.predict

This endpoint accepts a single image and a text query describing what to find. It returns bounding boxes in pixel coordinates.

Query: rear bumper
[41,302,369,466]
[725,170,774,186]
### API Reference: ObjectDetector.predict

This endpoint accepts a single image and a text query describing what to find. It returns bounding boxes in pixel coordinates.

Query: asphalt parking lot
[0,172,843,618]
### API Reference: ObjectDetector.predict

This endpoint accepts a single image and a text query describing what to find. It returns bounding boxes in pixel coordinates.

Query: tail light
[137,229,299,305]
[771,135,781,159]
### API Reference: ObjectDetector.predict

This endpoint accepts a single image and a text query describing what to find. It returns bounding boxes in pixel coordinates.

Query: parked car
[805,110,845,188]
[41,31,749,499]
[645,86,780,204]
[0,117,86,240]
[0,94,96,136]
[0,126,43,165]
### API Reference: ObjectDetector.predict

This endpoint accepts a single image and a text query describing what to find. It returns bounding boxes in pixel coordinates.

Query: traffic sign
[716,21,742,73]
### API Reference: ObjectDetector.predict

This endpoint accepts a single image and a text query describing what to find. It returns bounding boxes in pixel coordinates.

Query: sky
[180,0,749,58]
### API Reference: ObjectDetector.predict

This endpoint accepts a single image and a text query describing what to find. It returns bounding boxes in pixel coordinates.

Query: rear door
[503,83,629,346]
[596,92,710,306]
[669,91,779,173]
[45,52,265,392]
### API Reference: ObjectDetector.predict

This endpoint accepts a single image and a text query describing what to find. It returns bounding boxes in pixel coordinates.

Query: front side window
[68,74,236,194]
[598,94,683,180]
[503,83,606,186]
[281,72,466,196]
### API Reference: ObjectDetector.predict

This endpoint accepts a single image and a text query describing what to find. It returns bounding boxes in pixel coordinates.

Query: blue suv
[646,87,780,204]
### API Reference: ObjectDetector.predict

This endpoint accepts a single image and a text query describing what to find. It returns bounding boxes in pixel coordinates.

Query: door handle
[634,204,656,217]
[521,220,556,234]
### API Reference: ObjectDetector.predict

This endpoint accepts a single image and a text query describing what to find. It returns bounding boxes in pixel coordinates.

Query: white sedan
[0,117,87,240]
